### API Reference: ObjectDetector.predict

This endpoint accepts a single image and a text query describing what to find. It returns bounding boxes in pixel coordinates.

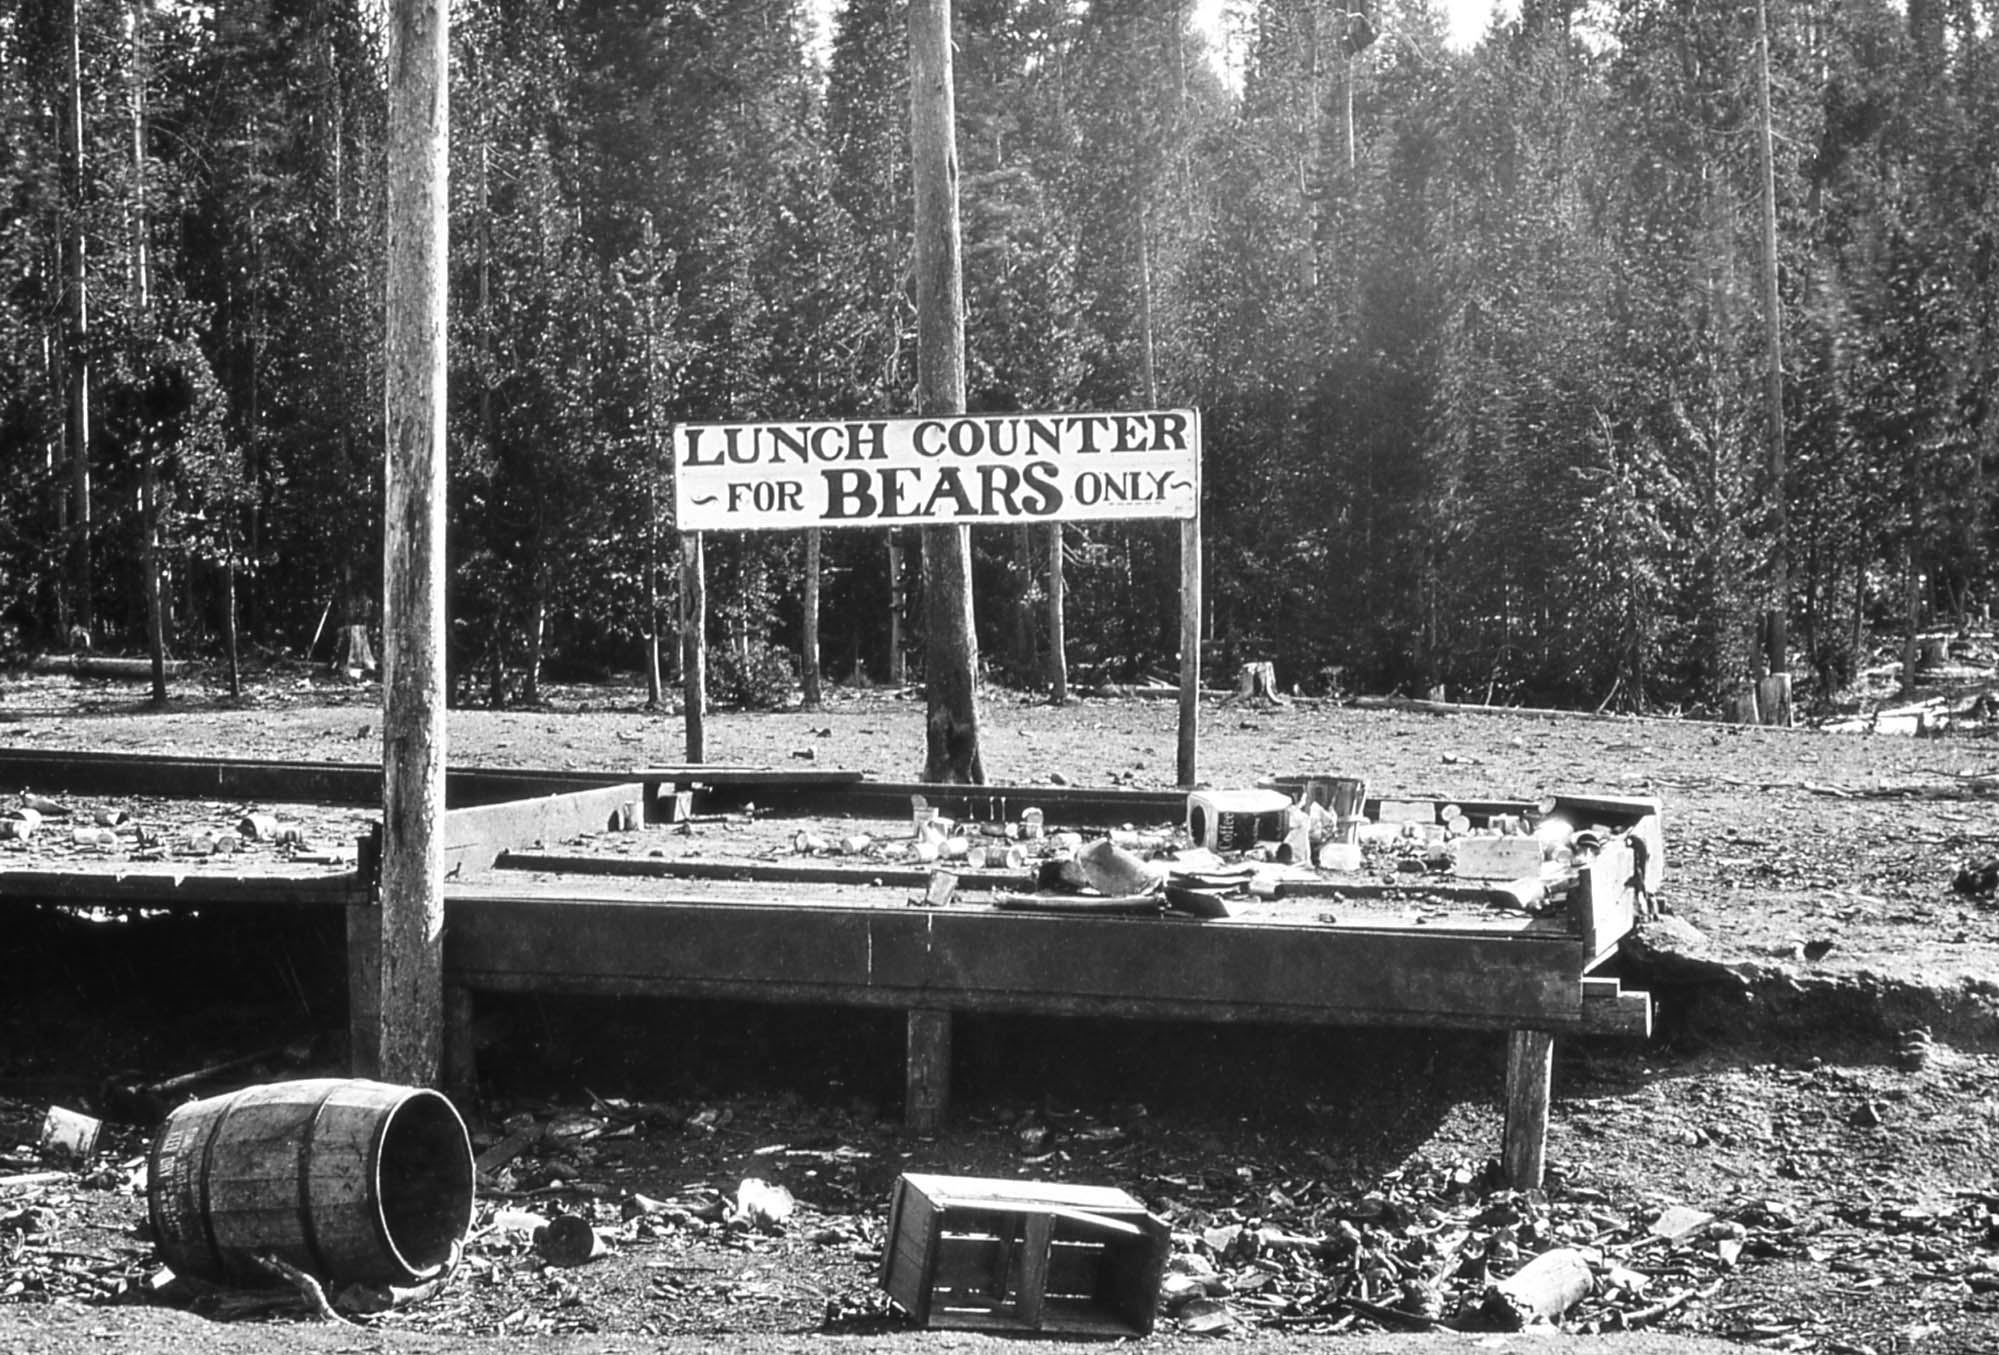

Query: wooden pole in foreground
[378,0,449,1087]
[909,0,982,784]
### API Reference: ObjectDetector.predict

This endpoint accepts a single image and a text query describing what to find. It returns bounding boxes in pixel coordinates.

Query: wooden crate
[881,1174,1169,1335]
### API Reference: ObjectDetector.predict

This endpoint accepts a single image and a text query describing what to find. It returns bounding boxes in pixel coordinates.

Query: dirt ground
[4,665,1999,1355]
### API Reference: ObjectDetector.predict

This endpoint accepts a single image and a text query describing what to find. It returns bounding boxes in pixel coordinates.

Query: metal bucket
[148,1077,474,1287]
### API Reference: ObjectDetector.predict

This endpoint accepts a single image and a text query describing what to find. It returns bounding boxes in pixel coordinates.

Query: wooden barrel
[148,1078,473,1287]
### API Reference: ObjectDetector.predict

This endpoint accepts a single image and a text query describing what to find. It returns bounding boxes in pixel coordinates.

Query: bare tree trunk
[379,0,450,1088]
[1755,0,1788,677]
[143,457,167,705]
[223,551,241,698]
[1901,545,1920,699]
[523,585,545,705]
[132,0,167,707]
[643,216,664,710]
[1012,524,1034,680]
[887,531,906,685]
[1046,524,1067,704]
[910,0,982,784]
[63,0,93,641]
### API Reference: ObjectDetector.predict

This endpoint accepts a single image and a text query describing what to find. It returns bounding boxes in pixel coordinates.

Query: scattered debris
[535,1214,606,1266]
[732,1179,795,1233]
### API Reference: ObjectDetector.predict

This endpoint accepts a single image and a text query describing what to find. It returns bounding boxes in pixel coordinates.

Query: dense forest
[0,0,1992,715]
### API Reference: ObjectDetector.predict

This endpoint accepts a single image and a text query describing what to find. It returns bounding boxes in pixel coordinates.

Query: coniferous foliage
[0,0,1992,715]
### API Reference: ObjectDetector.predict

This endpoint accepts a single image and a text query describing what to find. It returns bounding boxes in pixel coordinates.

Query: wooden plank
[634,765,866,786]
[0,749,658,809]
[495,851,1034,893]
[442,784,644,877]
[0,868,367,909]
[0,750,379,805]
[1580,977,1652,1038]
[1502,1029,1555,1189]
[1571,833,1642,965]
[442,891,1590,1029]
[730,780,1186,830]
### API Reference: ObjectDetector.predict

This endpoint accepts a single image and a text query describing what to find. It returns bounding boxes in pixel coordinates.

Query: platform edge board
[441,969,1600,1032]
[441,892,1592,1026]
[0,750,652,808]
[0,867,368,907]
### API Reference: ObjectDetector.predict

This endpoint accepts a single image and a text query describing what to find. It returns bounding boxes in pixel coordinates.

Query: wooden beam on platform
[443,783,643,877]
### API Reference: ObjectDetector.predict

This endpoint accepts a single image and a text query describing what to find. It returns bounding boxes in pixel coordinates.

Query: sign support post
[1179,515,1201,787]
[680,531,705,762]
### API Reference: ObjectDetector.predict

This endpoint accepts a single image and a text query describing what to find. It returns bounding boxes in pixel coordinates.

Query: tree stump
[1756,673,1793,727]
[1725,685,1761,725]
[1229,661,1285,705]
[334,624,377,678]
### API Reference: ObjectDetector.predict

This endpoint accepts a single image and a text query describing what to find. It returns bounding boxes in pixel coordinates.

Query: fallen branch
[1336,1295,1445,1331]
[253,1251,352,1325]
[1620,1278,1726,1329]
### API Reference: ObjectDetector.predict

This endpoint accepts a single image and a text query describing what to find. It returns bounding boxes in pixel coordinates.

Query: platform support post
[442,984,477,1103]
[345,901,380,1079]
[906,1008,952,1131]
[1503,1028,1555,1188]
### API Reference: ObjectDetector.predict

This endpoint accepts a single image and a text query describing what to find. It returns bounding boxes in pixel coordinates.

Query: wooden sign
[673,409,1201,533]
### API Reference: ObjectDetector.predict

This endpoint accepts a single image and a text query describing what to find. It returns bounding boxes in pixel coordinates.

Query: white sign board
[672,409,1200,533]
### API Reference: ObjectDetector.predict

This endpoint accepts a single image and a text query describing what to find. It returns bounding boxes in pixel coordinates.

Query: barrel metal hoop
[296,1085,334,1280]
[194,1100,232,1278]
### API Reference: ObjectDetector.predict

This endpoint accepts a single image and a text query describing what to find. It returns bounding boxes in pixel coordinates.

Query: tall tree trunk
[143,457,166,704]
[526,594,545,705]
[63,0,94,641]
[379,0,450,1088]
[132,0,168,706]
[910,0,982,784]
[1755,0,1788,677]
[643,218,665,710]
[1012,524,1034,679]
[887,531,906,684]
[223,551,241,699]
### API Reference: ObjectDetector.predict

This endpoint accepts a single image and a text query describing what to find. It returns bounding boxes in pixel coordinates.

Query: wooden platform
[0,752,1660,1187]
